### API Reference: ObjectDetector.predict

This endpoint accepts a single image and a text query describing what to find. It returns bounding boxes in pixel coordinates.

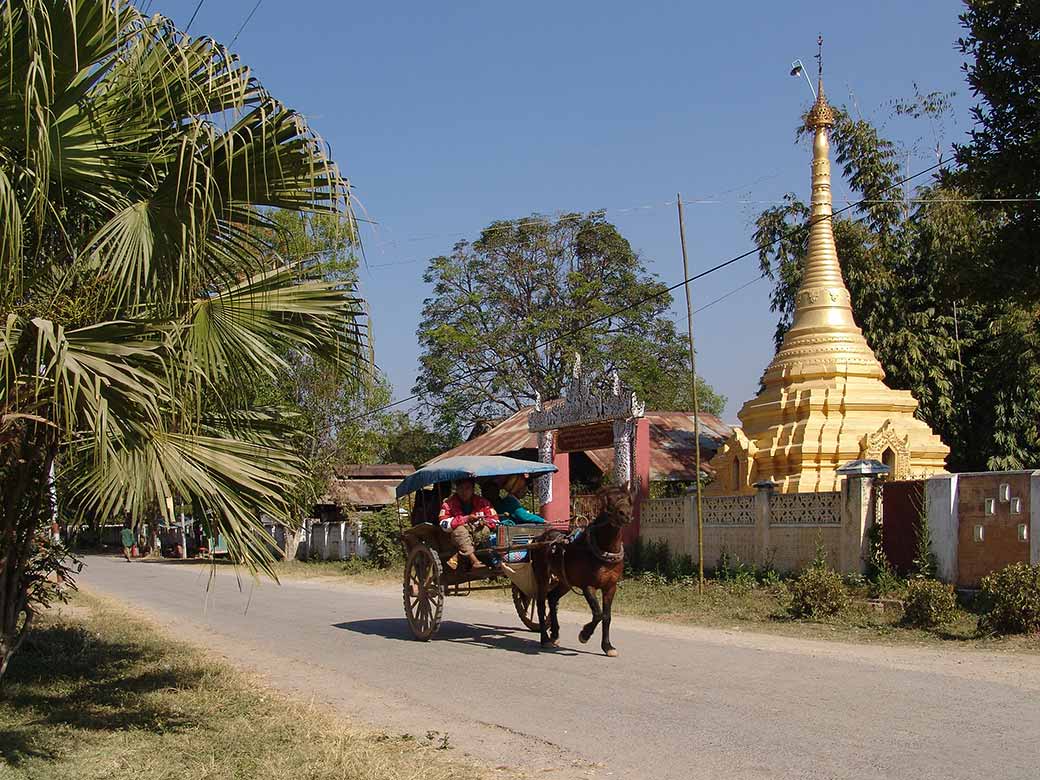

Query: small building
[308,463,413,560]
[317,464,414,518]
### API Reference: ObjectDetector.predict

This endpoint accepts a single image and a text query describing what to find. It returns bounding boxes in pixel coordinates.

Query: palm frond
[1,0,370,576]
[183,264,370,383]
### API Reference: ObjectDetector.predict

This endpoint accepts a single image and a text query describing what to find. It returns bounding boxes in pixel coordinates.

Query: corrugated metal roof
[332,464,414,479]
[324,478,398,507]
[426,408,536,463]
[428,407,732,481]
[647,412,729,480]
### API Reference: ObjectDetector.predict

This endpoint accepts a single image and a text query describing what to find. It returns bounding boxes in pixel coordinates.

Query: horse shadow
[331,618,595,657]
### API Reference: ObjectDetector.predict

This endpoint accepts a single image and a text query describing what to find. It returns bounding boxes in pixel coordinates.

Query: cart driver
[438,478,499,570]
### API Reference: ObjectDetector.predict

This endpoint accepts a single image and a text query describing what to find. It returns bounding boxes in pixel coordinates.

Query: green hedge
[978,562,1040,635]
[902,579,957,628]
[788,566,849,618]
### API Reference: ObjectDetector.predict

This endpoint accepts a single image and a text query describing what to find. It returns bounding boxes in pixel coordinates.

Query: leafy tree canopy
[954,0,1040,301]
[414,212,724,431]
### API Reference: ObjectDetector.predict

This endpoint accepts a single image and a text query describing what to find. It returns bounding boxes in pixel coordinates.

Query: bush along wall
[902,579,957,628]
[977,563,1040,636]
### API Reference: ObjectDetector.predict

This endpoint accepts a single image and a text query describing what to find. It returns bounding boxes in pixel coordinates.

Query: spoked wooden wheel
[512,584,539,631]
[403,544,444,640]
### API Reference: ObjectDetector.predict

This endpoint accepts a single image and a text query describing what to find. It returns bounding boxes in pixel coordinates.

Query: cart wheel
[512,584,540,632]
[404,544,443,640]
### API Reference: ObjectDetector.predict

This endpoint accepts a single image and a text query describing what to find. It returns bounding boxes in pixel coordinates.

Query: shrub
[911,512,938,580]
[627,539,695,582]
[760,567,784,591]
[977,562,1040,635]
[716,550,755,581]
[788,565,849,618]
[865,520,894,582]
[667,553,696,581]
[358,507,405,569]
[869,568,907,600]
[624,538,644,576]
[902,579,957,628]
[644,539,671,576]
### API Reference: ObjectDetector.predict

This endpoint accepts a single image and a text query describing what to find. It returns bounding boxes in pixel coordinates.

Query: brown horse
[530,487,633,657]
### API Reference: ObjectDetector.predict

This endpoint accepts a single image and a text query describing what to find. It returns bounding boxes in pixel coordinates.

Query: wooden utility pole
[676,194,705,594]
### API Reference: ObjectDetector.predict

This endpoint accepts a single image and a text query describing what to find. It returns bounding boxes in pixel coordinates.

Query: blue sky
[149,1,973,423]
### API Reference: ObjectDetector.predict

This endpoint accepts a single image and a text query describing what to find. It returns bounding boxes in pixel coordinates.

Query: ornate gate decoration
[527,355,645,504]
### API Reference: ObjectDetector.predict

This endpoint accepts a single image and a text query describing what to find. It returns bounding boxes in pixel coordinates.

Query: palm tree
[0,1,369,678]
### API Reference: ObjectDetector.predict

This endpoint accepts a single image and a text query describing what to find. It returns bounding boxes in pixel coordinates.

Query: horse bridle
[583,511,626,564]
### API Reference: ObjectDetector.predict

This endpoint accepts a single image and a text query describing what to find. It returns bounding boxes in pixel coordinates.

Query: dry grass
[0,592,496,780]
[602,576,1039,652]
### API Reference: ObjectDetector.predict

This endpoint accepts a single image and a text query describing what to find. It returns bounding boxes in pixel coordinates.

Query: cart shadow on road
[332,618,600,657]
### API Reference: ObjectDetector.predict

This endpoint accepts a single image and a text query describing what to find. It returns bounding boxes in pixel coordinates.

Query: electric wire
[346,156,952,423]
[230,0,264,46]
[362,195,1034,269]
[693,273,769,315]
[185,0,205,32]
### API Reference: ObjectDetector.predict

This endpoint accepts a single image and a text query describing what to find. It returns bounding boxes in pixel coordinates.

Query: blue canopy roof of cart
[395,455,557,498]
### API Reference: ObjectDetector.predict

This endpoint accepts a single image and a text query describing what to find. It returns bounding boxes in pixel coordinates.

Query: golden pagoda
[707,72,949,494]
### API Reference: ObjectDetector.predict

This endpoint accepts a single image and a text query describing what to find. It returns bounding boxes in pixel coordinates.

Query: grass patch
[0,593,492,780]
[608,575,1039,651]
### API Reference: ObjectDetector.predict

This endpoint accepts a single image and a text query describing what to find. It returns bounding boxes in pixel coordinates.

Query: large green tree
[0,2,367,677]
[954,0,1040,302]
[414,212,724,431]
[754,94,1039,472]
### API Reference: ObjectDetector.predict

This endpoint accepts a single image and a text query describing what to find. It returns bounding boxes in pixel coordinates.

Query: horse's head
[597,486,634,527]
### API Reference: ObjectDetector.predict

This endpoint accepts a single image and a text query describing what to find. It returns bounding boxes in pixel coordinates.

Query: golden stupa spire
[760,38,885,385]
[704,36,949,497]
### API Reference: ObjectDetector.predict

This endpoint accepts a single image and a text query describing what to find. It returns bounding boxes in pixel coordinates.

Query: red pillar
[541,451,570,530]
[624,417,651,546]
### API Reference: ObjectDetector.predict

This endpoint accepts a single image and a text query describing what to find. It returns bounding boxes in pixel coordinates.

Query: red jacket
[438,494,498,531]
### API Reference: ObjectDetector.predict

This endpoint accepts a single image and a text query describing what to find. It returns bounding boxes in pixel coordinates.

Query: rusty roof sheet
[332,464,414,479]
[324,479,398,507]
[426,408,536,464]
[428,408,731,481]
[646,412,729,480]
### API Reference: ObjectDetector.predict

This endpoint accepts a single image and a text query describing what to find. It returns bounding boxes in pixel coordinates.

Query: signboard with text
[556,422,615,453]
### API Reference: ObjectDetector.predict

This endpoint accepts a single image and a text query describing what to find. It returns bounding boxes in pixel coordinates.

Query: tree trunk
[282,522,300,562]
[0,427,57,683]
[0,606,32,682]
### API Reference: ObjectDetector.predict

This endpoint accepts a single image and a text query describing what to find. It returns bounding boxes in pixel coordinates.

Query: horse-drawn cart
[395,455,558,641]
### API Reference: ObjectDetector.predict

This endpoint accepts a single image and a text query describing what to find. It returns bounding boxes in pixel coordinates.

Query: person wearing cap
[492,474,545,525]
[438,478,498,570]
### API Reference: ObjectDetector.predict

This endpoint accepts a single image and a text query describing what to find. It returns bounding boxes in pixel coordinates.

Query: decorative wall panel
[770,491,842,526]
[702,495,756,526]
[641,497,687,526]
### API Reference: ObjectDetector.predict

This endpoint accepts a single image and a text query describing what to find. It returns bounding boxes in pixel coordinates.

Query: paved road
[81,555,1040,780]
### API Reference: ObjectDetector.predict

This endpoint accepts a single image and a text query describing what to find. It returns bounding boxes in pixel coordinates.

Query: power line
[347,156,952,423]
[361,193,1028,270]
[693,273,769,315]
[361,170,786,259]
[230,0,264,46]
[185,0,205,31]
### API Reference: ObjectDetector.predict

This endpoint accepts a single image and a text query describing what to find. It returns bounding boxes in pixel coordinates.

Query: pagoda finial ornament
[704,44,949,495]
[805,36,835,131]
